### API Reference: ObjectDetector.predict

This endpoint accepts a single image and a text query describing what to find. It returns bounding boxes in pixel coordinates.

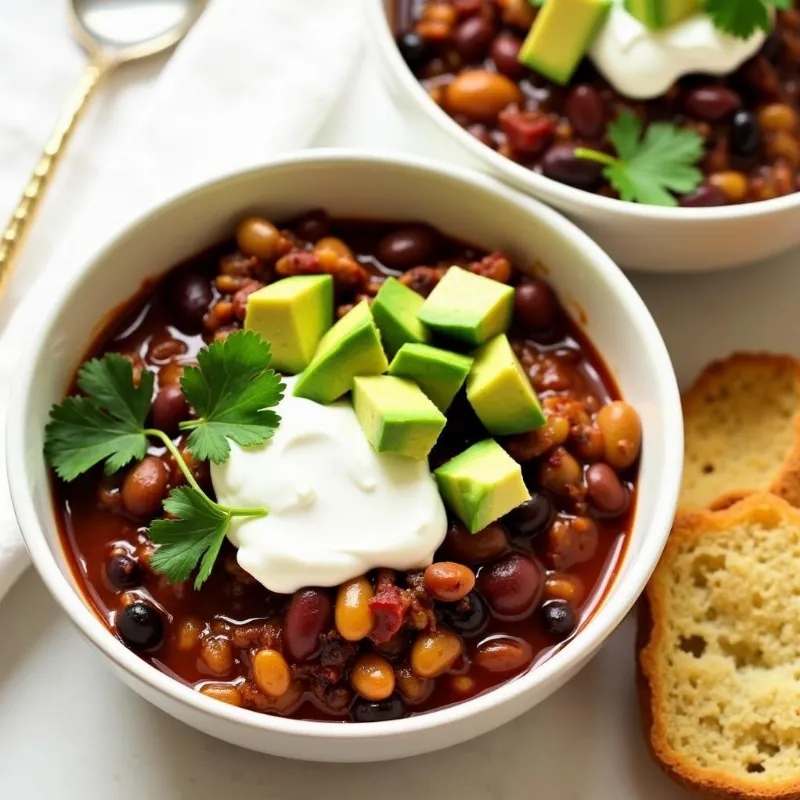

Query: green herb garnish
[705,0,788,40]
[44,330,284,589]
[575,111,705,207]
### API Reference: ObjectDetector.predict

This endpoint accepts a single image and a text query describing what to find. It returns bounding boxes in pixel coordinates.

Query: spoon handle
[0,56,112,301]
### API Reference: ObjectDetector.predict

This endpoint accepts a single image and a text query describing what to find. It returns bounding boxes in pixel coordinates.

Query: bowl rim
[6,148,683,742]
[364,0,800,222]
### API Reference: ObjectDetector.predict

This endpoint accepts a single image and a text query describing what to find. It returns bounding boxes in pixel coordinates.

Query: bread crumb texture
[681,354,800,511]
[642,495,800,797]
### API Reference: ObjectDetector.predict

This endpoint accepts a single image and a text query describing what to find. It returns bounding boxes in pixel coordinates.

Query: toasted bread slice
[681,354,800,511]
[639,494,800,799]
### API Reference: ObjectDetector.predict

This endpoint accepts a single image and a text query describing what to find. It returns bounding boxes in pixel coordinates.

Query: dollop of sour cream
[210,377,448,594]
[590,2,768,100]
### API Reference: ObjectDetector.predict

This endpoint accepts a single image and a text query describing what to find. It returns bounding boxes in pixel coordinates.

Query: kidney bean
[678,184,727,207]
[293,209,331,242]
[490,33,523,79]
[570,422,605,462]
[395,665,433,705]
[335,576,374,642]
[169,273,212,332]
[424,562,476,602]
[596,401,642,469]
[545,516,598,571]
[499,109,556,155]
[477,553,542,619]
[505,493,554,540]
[474,636,533,673]
[565,85,606,139]
[350,653,396,701]
[444,69,523,124]
[147,337,187,364]
[376,225,438,270]
[453,15,494,61]
[731,110,763,157]
[410,628,463,678]
[283,588,332,661]
[151,383,190,434]
[443,520,509,564]
[236,217,283,261]
[541,143,605,188]
[231,279,265,320]
[514,280,558,330]
[200,683,243,707]
[685,86,742,122]
[253,648,291,698]
[585,463,628,515]
[121,456,169,518]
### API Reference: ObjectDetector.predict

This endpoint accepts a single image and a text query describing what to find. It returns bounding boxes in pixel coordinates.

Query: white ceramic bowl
[7,150,682,762]
[365,0,800,273]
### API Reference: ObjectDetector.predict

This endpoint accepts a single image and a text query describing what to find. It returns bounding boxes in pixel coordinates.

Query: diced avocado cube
[624,0,700,29]
[518,0,612,86]
[293,302,388,404]
[244,275,334,375]
[371,278,431,357]
[388,343,472,412]
[417,267,514,347]
[435,439,530,533]
[352,375,446,460]
[466,334,545,436]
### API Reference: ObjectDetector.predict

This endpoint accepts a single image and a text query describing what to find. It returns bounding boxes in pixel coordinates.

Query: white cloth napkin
[0,0,363,601]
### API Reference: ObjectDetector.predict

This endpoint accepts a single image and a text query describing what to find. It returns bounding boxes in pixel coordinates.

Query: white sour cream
[210,377,448,594]
[590,3,768,100]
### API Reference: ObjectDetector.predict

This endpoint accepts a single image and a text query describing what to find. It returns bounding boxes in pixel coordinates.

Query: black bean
[453,16,494,61]
[352,694,406,723]
[105,555,141,590]
[490,33,524,80]
[376,225,438,270]
[397,32,427,70]
[438,590,489,638]
[540,599,577,640]
[514,281,558,331]
[117,601,164,651]
[505,493,554,540]
[731,111,762,157]
[293,210,331,242]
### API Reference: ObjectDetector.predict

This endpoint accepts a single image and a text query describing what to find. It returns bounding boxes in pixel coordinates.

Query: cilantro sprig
[575,111,705,207]
[705,0,788,40]
[44,330,284,589]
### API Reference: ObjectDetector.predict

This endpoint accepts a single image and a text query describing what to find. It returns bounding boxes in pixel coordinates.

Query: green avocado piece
[352,375,446,460]
[435,439,530,533]
[417,267,514,347]
[518,0,611,85]
[293,301,388,404]
[624,0,700,29]
[388,343,472,412]
[466,334,545,436]
[244,275,334,375]
[371,278,431,357]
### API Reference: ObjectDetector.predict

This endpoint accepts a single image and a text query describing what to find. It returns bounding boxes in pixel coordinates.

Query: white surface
[365,0,800,273]
[7,151,681,762]
[0,1,798,797]
[590,3,766,100]
[0,0,362,604]
[214,377,448,594]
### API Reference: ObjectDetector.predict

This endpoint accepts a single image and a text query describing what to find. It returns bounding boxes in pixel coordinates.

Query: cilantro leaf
[705,0,787,40]
[575,111,704,207]
[180,329,284,463]
[148,487,231,589]
[44,356,153,480]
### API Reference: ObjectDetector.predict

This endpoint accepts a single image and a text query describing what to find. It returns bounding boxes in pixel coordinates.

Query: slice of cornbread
[638,494,800,799]
[681,354,800,510]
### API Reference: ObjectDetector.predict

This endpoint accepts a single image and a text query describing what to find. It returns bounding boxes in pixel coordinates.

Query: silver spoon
[0,0,207,299]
